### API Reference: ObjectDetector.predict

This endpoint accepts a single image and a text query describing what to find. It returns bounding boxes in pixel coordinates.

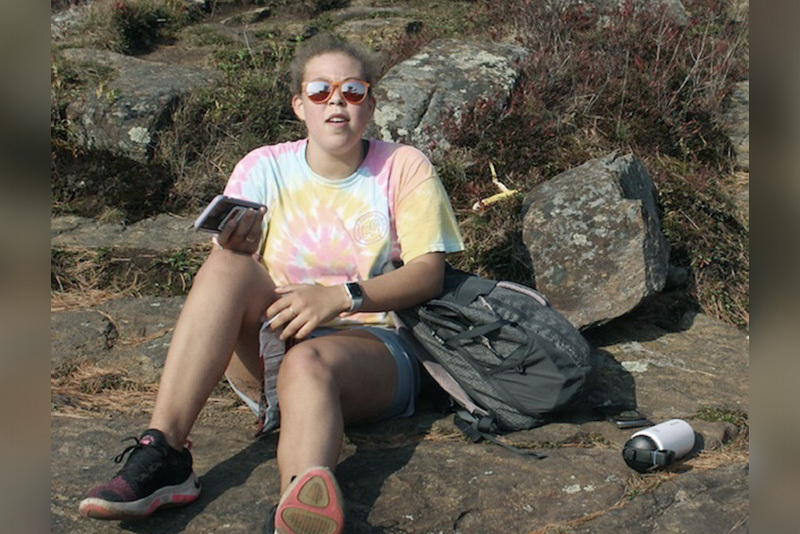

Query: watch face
[347,282,363,298]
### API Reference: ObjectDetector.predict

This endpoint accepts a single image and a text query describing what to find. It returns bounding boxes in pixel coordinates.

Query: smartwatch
[343,281,364,312]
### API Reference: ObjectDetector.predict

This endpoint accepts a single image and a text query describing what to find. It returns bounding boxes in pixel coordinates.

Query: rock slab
[522,153,670,329]
[369,39,528,155]
[61,48,218,163]
[51,412,748,533]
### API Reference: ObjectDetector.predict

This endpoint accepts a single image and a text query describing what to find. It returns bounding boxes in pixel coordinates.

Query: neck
[305,139,366,180]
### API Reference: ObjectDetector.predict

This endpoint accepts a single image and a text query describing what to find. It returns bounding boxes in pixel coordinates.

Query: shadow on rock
[556,348,639,424]
[336,401,442,533]
[337,444,420,533]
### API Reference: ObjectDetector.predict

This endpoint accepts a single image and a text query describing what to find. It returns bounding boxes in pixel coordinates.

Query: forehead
[303,52,364,81]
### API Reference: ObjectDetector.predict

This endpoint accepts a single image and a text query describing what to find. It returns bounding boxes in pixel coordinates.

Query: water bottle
[622,419,696,473]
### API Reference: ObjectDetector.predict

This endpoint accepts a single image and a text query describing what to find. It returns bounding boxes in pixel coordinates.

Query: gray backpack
[392,265,594,456]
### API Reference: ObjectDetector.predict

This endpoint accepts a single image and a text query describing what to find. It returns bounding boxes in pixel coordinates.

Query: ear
[292,94,306,122]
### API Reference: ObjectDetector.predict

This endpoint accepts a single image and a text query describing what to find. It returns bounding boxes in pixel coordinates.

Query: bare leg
[275,330,398,491]
[149,249,275,450]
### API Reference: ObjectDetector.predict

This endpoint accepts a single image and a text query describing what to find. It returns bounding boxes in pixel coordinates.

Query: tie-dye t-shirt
[223,138,464,327]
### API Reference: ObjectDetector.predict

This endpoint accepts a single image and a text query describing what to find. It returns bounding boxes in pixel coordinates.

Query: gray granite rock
[51,310,118,369]
[51,214,210,251]
[368,39,528,156]
[51,409,748,533]
[587,312,750,421]
[61,48,218,163]
[722,80,750,171]
[522,153,670,329]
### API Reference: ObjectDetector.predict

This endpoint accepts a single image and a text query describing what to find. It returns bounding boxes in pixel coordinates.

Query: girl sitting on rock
[79,33,463,534]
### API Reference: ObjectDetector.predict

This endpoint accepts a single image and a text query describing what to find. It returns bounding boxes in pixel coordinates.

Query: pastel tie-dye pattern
[224,139,464,327]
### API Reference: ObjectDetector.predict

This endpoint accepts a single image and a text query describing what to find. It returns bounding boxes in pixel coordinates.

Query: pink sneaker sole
[78,473,201,520]
[275,466,344,534]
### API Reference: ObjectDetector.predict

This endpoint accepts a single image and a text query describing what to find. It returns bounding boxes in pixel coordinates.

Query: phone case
[194,195,266,233]
[612,410,651,429]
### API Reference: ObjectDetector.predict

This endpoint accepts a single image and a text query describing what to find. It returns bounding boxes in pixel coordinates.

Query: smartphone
[610,410,651,429]
[594,405,651,429]
[194,195,266,233]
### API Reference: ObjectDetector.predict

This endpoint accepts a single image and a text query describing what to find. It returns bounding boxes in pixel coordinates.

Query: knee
[277,344,337,393]
[193,249,271,292]
[195,249,250,280]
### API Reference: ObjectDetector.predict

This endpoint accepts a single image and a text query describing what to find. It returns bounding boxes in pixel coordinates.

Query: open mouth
[326,115,349,124]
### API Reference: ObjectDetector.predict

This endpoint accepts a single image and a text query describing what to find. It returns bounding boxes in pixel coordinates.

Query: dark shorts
[228,326,421,423]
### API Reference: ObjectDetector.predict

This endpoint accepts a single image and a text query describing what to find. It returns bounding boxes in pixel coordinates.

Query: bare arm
[359,252,445,312]
[266,252,446,340]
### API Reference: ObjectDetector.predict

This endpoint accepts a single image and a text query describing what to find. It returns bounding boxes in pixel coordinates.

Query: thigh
[291,329,398,425]
[196,250,276,402]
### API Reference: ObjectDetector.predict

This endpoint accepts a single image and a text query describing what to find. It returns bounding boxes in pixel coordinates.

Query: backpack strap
[440,319,507,342]
[454,411,546,459]
[438,263,500,304]
[392,317,491,419]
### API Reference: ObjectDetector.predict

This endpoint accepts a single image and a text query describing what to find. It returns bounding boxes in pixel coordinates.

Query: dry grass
[435,0,750,328]
[51,244,211,304]
[51,360,243,419]
[51,361,158,416]
[51,288,133,312]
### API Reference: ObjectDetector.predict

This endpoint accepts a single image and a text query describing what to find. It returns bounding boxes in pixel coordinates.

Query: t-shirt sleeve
[220,147,274,253]
[223,149,270,206]
[393,149,464,263]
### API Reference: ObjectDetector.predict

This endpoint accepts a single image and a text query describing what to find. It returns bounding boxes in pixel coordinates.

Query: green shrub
[437,0,749,327]
[77,0,201,55]
[158,39,305,212]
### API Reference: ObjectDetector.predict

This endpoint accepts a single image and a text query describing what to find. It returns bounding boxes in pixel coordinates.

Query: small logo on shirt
[353,211,389,245]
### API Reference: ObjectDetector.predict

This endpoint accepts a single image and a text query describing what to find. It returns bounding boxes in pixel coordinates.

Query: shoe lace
[113,436,168,465]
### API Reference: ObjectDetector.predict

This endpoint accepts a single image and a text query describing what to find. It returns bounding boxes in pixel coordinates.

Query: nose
[327,87,345,105]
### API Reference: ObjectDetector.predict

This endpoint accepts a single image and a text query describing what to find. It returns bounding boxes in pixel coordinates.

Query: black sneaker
[79,429,201,520]
[264,504,277,533]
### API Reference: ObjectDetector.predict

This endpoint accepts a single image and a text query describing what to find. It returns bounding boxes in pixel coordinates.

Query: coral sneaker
[274,466,344,534]
[79,429,201,520]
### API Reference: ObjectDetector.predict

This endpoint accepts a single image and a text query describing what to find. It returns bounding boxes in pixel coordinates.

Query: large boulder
[722,80,749,172]
[368,39,528,155]
[551,0,689,26]
[521,153,669,329]
[61,48,218,163]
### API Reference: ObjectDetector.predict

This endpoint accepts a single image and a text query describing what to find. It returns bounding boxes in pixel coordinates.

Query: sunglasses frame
[301,79,371,105]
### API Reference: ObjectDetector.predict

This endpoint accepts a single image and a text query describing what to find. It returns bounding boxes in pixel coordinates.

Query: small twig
[472,162,520,212]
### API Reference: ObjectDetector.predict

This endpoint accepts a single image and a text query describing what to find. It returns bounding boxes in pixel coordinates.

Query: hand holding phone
[194,195,266,234]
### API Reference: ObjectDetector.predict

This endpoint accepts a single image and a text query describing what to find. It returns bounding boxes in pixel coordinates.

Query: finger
[246,209,265,243]
[278,312,302,340]
[275,285,299,295]
[216,223,233,246]
[291,321,316,340]
[268,305,297,332]
[244,222,260,244]
[265,295,294,320]
[232,209,257,242]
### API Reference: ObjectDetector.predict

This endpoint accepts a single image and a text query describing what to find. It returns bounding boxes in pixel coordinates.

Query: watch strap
[344,281,364,312]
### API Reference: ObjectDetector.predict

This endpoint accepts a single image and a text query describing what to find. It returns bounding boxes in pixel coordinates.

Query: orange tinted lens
[340,81,368,103]
[305,81,332,102]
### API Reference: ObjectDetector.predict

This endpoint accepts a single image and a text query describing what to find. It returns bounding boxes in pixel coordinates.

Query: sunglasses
[302,79,371,105]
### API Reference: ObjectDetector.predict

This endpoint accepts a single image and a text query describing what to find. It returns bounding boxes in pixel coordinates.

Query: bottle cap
[622,435,676,473]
